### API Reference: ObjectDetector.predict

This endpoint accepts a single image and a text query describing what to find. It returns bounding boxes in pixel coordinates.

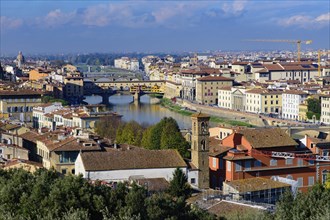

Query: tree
[168,168,191,199]
[306,98,321,120]
[141,117,190,157]
[95,115,123,143]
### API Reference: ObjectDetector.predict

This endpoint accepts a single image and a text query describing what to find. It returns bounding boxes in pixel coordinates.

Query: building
[321,95,330,125]
[245,89,282,114]
[208,128,329,192]
[4,159,42,173]
[0,89,43,121]
[29,68,51,81]
[75,148,187,182]
[178,70,210,101]
[33,103,120,130]
[189,112,210,189]
[196,76,233,105]
[218,87,233,109]
[223,177,291,204]
[253,63,318,83]
[64,71,84,103]
[114,57,139,71]
[282,90,309,120]
[34,132,102,174]
[164,81,182,99]
[0,143,29,160]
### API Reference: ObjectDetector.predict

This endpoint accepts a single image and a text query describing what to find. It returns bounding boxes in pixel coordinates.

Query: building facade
[282,90,309,120]
[196,76,233,105]
[321,95,330,125]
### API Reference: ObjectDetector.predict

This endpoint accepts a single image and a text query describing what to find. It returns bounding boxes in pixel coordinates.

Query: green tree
[168,168,191,199]
[95,115,123,143]
[274,189,294,220]
[306,98,321,120]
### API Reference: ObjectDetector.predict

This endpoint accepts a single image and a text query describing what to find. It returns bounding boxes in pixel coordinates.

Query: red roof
[197,76,233,82]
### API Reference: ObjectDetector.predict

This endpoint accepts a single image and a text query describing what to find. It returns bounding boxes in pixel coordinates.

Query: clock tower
[191,112,210,189]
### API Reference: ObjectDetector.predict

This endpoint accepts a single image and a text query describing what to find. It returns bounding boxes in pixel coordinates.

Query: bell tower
[191,112,210,189]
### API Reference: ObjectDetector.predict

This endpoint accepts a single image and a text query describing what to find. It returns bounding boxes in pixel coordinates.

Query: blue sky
[1,0,329,55]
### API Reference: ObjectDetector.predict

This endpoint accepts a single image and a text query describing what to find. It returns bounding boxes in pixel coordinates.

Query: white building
[218,87,233,109]
[321,95,330,125]
[282,90,308,120]
[114,57,139,71]
[75,149,187,182]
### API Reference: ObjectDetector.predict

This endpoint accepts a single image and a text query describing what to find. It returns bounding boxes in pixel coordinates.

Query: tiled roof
[19,131,40,143]
[225,177,290,193]
[80,149,187,171]
[209,139,232,157]
[263,64,284,71]
[197,76,233,82]
[246,89,282,94]
[239,128,297,149]
[283,90,308,95]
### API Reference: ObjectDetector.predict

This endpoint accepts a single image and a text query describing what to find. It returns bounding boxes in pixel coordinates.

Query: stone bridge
[83,80,165,104]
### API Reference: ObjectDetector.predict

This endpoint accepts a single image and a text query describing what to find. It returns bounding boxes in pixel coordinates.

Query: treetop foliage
[0,168,215,220]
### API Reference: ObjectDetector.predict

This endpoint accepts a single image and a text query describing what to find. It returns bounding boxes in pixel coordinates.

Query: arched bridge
[84,80,165,104]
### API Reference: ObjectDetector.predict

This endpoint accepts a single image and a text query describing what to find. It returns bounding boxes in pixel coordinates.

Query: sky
[0,0,329,55]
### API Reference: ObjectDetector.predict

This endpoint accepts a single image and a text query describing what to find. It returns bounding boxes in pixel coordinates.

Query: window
[308,176,314,186]
[245,161,251,170]
[297,159,303,166]
[61,169,67,175]
[212,158,217,168]
[71,169,75,174]
[297,177,303,187]
[227,161,231,171]
[254,160,261,167]
[219,158,223,169]
[286,158,293,165]
[235,161,242,171]
[270,159,277,166]
[309,160,314,165]
[191,178,196,184]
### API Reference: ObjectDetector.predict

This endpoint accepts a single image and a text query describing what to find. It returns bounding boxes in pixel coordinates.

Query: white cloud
[315,12,330,22]
[0,16,23,30]
[278,12,330,28]
[41,9,76,27]
[222,0,247,16]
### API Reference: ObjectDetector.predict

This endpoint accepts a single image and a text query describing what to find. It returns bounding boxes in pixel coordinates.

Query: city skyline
[1,0,329,55]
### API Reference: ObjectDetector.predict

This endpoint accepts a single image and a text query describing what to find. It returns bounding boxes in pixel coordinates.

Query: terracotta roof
[197,76,233,82]
[225,177,291,193]
[283,90,308,95]
[135,178,169,192]
[246,89,282,94]
[51,137,101,152]
[0,89,44,96]
[209,140,232,157]
[80,149,187,171]
[263,64,284,71]
[238,128,297,149]
[19,131,40,143]
[223,155,254,161]
[218,86,232,91]
[5,159,43,168]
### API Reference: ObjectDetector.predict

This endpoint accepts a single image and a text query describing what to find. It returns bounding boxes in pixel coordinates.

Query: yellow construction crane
[318,50,330,77]
[245,39,312,62]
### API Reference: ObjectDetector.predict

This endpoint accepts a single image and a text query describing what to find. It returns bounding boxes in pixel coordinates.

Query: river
[84,94,192,129]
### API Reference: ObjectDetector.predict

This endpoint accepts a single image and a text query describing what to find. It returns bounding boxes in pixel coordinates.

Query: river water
[84,94,192,129]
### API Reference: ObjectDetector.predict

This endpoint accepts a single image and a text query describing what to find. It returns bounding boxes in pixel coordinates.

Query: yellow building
[246,89,282,114]
[29,69,51,81]
[299,101,308,121]
[0,89,43,121]
[196,76,233,105]
[164,81,182,99]
[64,71,84,101]
[36,134,101,175]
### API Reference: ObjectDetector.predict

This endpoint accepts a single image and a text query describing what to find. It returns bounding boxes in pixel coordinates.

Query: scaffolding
[250,149,330,162]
